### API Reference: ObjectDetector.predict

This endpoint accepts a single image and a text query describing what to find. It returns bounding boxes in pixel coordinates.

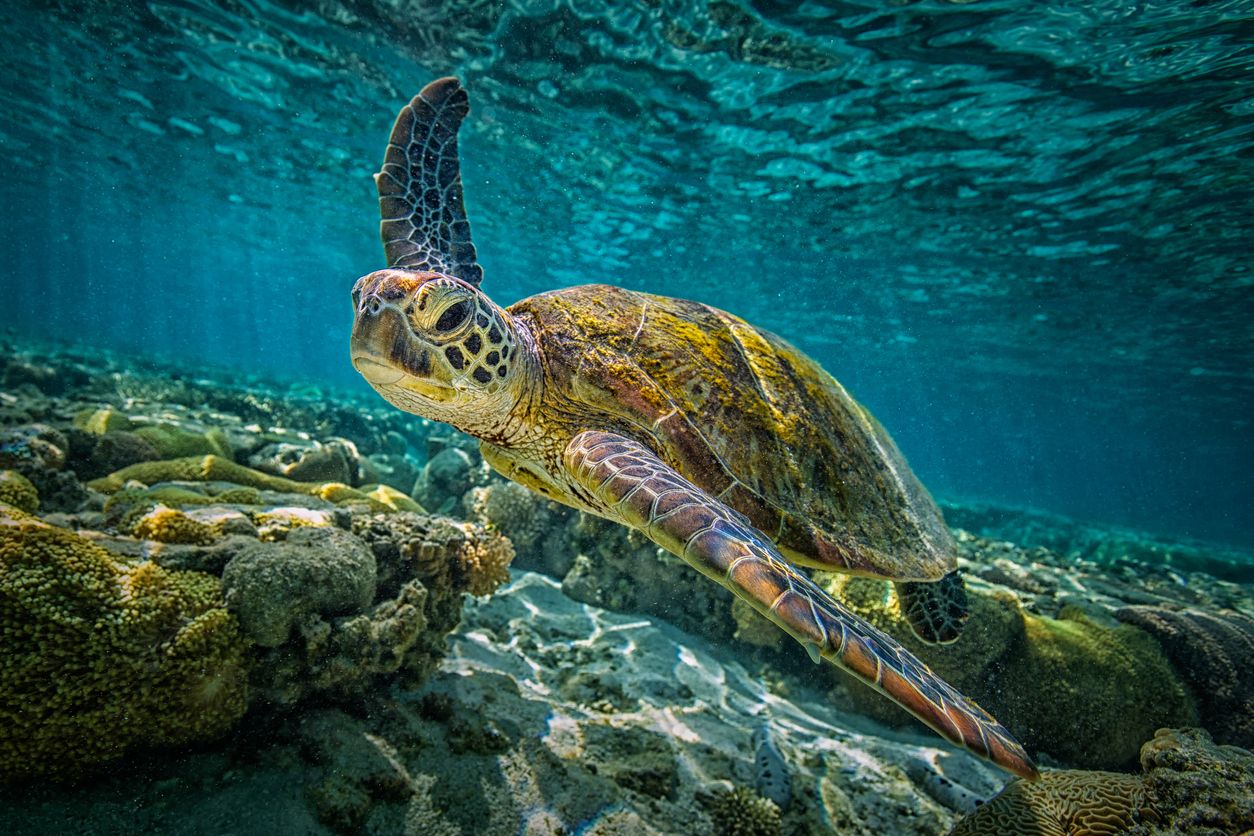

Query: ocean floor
[1,338,1252,835]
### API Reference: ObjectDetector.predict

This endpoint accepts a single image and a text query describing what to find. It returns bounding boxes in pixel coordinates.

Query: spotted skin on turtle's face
[350,268,519,423]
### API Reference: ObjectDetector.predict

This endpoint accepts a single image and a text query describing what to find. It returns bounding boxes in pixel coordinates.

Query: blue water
[1,0,1250,546]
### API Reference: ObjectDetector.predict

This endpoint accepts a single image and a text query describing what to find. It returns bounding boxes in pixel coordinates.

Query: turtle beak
[351,306,459,404]
[351,295,432,380]
[352,355,405,387]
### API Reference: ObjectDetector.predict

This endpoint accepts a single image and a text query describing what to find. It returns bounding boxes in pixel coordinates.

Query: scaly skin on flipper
[564,430,1037,780]
[896,572,970,644]
[376,77,483,285]
[349,76,1036,780]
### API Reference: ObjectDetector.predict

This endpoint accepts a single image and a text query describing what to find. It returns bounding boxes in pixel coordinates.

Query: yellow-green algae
[72,406,134,435]
[88,454,370,503]
[132,424,232,459]
[130,505,221,545]
[0,471,39,514]
[363,483,426,513]
[0,502,248,781]
[822,576,1197,769]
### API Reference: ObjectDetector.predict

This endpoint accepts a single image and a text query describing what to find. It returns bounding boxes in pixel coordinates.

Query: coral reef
[467,478,550,553]
[0,505,248,781]
[942,500,1254,583]
[1115,605,1254,749]
[221,526,377,647]
[250,514,504,705]
[456,523,515,596]
[0,424,85,511]
[252,576,435,706]
[0,470,38,514]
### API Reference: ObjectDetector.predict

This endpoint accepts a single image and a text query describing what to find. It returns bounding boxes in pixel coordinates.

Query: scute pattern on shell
[509,284,956,581]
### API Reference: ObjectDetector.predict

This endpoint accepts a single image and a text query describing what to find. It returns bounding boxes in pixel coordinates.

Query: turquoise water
[1,0,1251,547]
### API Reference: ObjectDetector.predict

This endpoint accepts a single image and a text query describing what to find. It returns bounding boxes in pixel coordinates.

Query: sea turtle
[350,77,1037,779]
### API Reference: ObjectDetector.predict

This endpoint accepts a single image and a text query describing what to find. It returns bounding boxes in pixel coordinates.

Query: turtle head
[350,269,526,430]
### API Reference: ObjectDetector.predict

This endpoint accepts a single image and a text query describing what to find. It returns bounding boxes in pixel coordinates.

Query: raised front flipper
[563,429,1038,780]
[376,77,483,286]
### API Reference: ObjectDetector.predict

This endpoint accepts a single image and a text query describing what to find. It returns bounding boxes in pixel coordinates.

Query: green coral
[705,786,782,836]
[88,455,370,507]
[214,486,263,504]
[0,471,39,514]
[997,608,1197,768]
[0,505,249,781]
[826,577,1196,770]
[131,424,232,459]
[72,406,134,435]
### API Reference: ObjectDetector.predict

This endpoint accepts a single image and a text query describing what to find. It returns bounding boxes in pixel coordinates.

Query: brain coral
[0,504,248,781]
[948,770,1155,836]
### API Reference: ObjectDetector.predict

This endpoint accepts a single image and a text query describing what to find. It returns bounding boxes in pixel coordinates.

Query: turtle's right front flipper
[564,429,1038,780]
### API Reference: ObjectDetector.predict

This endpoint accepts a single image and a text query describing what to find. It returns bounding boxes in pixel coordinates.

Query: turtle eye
[434,299,472,332]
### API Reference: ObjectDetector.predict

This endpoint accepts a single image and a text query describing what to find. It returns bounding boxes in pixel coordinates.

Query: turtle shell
[509,283,956,582]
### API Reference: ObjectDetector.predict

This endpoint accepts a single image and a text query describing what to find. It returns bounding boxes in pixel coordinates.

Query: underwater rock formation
[412,445,478,514]
[249,439,354,485]
[1130,727,1254,835]
[0,503,249,781]
[222,526,378,648]
[1115,605,1254,750]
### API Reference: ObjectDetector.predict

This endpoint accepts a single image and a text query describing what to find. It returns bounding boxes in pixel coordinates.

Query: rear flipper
[564,430,1038,780]
[896,570,969,644]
